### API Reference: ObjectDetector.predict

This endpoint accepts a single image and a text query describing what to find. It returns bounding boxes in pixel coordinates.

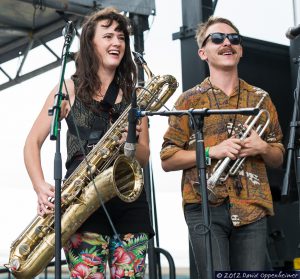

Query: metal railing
[0,260,69,279]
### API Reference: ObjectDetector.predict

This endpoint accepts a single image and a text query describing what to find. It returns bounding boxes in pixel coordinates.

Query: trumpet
[207,94,270,202]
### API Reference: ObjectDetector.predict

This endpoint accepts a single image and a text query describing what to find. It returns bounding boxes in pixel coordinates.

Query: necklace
[208,79,244,195]
[208,78,241,138]
[96,90,104,101]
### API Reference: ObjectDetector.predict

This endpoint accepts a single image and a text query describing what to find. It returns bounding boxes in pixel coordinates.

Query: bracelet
[205,147,211,166]
[205,146,210,158]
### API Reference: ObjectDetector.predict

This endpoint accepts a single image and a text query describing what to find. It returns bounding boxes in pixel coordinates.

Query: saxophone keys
[98,147,109,158]
[34,224,50,238]
[63,178,84,204]
[9,258,20,271]
[87,164,97,176]
[112,134,119,143]
[19,243,30,256]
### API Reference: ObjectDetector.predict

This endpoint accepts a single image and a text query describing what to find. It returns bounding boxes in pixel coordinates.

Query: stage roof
[0,0,155,91]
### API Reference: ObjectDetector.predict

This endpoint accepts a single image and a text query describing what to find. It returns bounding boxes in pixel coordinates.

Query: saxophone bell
[8,155,143,279]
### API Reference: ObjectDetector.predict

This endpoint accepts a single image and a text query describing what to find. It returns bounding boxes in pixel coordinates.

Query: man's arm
[161,150,196,172]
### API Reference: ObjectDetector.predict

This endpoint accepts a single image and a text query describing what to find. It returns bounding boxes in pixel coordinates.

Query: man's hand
[239,129,268,157]
[209,137,243,160]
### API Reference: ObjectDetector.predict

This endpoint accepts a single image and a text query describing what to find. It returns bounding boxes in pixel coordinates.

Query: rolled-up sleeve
[160,93,191,160]
[264,94,285,155]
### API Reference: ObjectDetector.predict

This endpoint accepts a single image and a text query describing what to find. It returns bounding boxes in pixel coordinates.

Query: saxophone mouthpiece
[132,51,146,65]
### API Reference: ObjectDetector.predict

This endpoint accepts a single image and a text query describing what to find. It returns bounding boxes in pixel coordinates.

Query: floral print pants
[64,232,149,279]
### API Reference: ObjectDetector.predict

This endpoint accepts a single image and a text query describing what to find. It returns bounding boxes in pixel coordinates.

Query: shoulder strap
[100,79,119,111]
[88,79,119,146]
[66,79,120,150]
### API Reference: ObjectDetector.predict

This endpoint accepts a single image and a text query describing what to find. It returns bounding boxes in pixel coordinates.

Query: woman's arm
[135,116,150,167]
[24,79,74,216]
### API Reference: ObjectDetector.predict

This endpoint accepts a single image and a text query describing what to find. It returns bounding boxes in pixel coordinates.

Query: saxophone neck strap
[100,78,119,110]
[87,78,119,146]
[66,79,119,147]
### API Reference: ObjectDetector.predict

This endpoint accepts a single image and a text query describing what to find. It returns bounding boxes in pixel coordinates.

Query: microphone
[62,21,76,44]
[124,89,138,158]
[286,24,300,40]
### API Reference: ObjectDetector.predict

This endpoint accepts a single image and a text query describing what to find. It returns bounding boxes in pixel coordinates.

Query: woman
[24,7,154,278]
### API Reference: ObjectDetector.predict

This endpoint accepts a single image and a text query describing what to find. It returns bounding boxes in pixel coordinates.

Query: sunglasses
[201,32,242,47]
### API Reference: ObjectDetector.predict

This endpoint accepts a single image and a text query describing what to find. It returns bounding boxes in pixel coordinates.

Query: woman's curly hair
[74,7,137,105]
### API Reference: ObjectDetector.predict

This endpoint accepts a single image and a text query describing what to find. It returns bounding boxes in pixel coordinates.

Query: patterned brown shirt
[160,78,285,226]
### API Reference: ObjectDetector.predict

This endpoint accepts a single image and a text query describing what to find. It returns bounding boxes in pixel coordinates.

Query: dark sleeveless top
[65,96,127,167]
[64,96,154,237]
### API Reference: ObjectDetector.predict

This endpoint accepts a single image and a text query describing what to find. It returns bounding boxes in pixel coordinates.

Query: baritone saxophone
[8,52,178,279]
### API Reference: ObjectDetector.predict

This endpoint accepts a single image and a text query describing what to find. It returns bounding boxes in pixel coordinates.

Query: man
[160,16,284,277]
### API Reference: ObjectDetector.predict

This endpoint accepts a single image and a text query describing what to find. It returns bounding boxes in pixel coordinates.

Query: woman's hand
[119,120,142,144]
[35,181,55,216]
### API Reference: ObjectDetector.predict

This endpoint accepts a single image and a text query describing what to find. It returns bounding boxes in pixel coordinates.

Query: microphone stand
[282,56,300,199]
[138,107,259,279]
[48,23,74,279]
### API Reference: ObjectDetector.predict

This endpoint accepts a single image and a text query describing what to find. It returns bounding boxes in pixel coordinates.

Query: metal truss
[0,0,155,91]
